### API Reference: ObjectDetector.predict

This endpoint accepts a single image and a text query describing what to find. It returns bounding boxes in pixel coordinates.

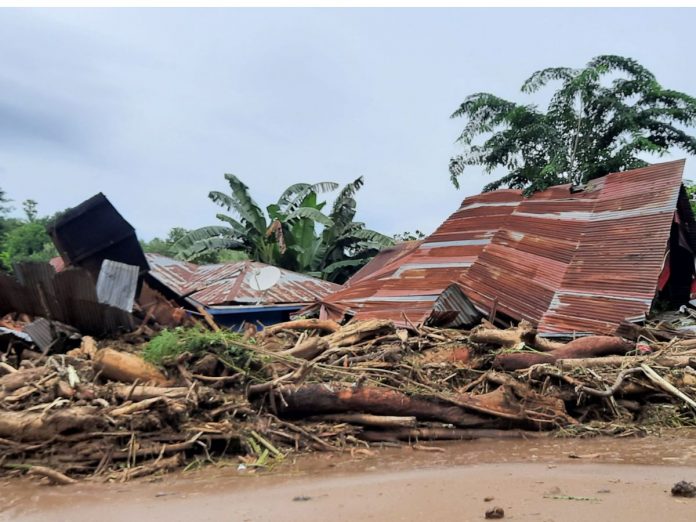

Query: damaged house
[145,253,340,329]
[0,192,341,349]
[312,160,696,336]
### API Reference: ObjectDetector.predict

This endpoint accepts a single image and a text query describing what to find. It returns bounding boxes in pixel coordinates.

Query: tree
[22,199,38,222]
[175,175,393,282]
[449,55,696,195]
[0,196,60,271]
[0,187,10,216]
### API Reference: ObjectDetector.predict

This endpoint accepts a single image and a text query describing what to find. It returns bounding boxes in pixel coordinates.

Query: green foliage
[450,55,696,195]
[0,187,10,216]
[22,199,38,222]
[684,180,696,216]
[141,227,249,264]
[0,196,58,271]
[174,175,394,283]
[393,230,426,242]
[142,326,253,365]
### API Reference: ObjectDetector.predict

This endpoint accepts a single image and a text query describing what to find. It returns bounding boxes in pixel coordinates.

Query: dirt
[3,432,696,522]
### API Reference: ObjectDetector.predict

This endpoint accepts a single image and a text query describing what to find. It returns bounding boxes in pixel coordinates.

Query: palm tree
[174,174,393,283]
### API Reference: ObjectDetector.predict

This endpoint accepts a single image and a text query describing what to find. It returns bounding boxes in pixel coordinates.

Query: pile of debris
[1,317,695,484]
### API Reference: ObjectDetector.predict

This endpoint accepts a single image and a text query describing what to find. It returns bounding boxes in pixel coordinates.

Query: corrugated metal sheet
[0,262,134,336]
[321,160,692,335]
[145,253,341,307]
[96,260,139,312]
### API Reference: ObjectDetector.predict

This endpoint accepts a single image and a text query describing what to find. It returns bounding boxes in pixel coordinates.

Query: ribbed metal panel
[96,260,139,312]
[320,160,690,334]
[145,253,341,306]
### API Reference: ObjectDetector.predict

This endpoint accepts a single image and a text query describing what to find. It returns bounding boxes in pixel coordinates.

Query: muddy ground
[3,432,696,522]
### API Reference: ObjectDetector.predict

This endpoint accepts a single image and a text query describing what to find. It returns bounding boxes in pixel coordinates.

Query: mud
[3,432,696,521]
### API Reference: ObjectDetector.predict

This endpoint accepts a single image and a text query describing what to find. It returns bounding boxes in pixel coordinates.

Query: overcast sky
[1,8,695,240]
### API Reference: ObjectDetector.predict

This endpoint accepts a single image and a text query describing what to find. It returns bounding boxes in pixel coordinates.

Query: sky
[1,8,696,240]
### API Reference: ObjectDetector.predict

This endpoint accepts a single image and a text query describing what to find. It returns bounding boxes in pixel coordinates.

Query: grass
[142,327,256,366]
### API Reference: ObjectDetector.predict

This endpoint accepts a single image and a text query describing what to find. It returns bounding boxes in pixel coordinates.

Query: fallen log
[494,336,635,370]
[493,352,555,370]
[445,384,576,428]
[94,348,170,386]
[0,367,50,393]
[276,384,494,428]
[0,407,104,441]
[264,319,341,336]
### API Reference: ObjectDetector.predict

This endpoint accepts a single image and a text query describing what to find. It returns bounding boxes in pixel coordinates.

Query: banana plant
[173,174,393,283]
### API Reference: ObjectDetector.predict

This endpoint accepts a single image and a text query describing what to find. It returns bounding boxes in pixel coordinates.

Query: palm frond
[286,206,334,227]
[322,258,368,276]
[178,236,245,261]
[172,226,235,251]
[348,228,395,247]
[221,174,267,232]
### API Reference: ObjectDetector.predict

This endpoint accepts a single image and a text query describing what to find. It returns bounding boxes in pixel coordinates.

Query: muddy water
[3,433,696,521]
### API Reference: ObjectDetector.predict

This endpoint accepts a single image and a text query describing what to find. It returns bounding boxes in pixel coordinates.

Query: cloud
[0,8,694,240]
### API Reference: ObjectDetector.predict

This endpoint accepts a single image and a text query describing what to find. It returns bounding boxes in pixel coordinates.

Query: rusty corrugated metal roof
[321,160,692,335]
[145,253,341,307]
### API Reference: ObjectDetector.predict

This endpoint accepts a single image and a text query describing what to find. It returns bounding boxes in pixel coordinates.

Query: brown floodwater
[3,431,696,521]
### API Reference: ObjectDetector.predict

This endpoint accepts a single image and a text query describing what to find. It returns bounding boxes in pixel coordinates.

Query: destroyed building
[145,253,341,329]
[313,160,696,336]
[0,193,341,351]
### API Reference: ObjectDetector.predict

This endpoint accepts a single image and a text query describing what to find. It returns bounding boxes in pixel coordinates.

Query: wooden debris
[2,316,696,483]
[93,348,170,385]
[264,319,341,336]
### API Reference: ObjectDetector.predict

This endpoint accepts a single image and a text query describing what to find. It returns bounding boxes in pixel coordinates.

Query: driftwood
[360,427,550,442]
[278,337,329,360]
[112,454,184,481]
[264,319,341,336]
[276,384,493,428]
[324,320,395,348]
[445,385,575,428]
[555,354,696,370]
[312,413,417,429]
[470,320,535,347]
[111,384,191,401]
[0,367,50,393]
[640,364,696,410]
[28,465,77,485]
[494,336,635,370]
[3,316,696,482]
[94,348,169,386]
[194,304,221,332]
[0,407,104,441]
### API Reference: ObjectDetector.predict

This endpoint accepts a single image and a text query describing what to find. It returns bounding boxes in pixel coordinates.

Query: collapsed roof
[317,160,696,336]
[145,253,341,308]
